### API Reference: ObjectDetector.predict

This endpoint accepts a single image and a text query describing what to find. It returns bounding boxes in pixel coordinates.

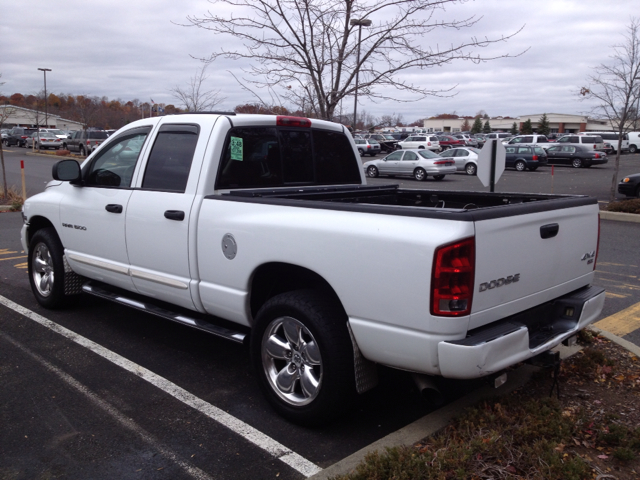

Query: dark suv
[505,146,548,171]
[4,127,38,147]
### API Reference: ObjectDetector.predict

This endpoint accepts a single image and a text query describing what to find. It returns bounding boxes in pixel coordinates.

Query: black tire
[515,160,526,171]
[251,290,356,426]
[433,174,445,181]
[572,158,582,168]
[358,148,365,157]
[636,185,640,198]
[62,142,67,150]
[28,228,74,309]
[414,167,427,181]
[3,139,8,147]
[79,145,86,156]
[530,166,538,171]
[465,163,477,175]
[629,144,637,154]
[366,165,379,178]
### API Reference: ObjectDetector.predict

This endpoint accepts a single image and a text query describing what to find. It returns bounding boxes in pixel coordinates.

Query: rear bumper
[438,285,605,379]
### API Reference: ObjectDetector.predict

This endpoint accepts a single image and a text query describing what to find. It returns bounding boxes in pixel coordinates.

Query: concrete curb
[589,326,640,356]
[599,211,640,223]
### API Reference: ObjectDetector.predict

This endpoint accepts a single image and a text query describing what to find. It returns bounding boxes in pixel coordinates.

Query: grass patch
[606,198,640,214]
[0,185,24,211]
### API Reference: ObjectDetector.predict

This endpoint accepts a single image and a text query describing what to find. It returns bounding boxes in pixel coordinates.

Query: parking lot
[1,146,639,478]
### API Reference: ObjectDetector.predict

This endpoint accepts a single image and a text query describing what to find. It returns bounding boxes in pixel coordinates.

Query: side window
[313,130,361,184]
[558,137,568,143]
[141,124,199,193]
[84,127,151,188]
[569,136,579,143]
[403,151,418,161]
[523,136,533,143]
[385,151,403,161]
[457,150,469,157]
[506,147,516,154]
[517,147,530,154]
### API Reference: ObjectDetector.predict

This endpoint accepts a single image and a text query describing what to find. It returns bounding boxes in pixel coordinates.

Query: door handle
[105,204,123,214]
[164,210,185,221]
[540,223,559,239]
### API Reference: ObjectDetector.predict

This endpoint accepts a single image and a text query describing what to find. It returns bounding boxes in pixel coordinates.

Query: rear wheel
[251,290,356,426]
[433,174,445,181]
[515,160,526,171]
[414,168,427,181]
[465,163,477,175]
[629,144,637,154]
[366,165,379,177]
[80,145,86,156]
[572,158,582,168]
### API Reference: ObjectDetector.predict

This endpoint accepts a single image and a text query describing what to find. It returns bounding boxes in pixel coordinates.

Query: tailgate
[469,204,599,329]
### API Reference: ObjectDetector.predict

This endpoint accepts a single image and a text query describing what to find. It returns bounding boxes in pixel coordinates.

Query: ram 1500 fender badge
[62,223,87,231]
[479,274,520,292]
[222,234,237,260]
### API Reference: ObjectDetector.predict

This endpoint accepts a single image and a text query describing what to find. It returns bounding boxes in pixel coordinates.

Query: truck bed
[214,184,596,221]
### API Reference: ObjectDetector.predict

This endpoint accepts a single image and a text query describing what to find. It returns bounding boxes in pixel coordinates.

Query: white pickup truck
[21,113,605,425]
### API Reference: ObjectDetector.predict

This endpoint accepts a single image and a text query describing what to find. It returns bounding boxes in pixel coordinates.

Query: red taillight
[276,115,311,127]
[594,153,601,158]
[431,238,475,317]
[532,155,538,161]
[434,160,448,165]
[428,142,432,146]
[86,140,90,145]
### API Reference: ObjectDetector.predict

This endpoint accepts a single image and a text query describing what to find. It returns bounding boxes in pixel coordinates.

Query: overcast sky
[1,0,636,122]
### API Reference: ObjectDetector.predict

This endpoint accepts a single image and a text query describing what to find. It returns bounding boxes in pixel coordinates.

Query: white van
[628,132,640,154]
[581,132,629,154]
[557,134,606,151]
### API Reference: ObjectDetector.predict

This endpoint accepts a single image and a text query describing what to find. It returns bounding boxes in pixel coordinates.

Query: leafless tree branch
[169,64,227,112]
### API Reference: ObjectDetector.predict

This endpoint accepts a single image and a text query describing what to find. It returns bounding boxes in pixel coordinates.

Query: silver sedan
[438,147,481,175]
[363,149,456,181]
[26,132,63,150]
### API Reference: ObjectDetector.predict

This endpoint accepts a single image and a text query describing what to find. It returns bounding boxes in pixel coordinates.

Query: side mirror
[52,159,82,183]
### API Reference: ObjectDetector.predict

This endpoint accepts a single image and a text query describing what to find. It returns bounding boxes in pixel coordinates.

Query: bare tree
[170,64,226,112]
[580,18,640,202]
[184,0,524,121]
[1,74,16,198]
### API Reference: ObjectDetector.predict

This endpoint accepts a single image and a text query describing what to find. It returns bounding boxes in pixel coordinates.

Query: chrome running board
[82,281,247,344]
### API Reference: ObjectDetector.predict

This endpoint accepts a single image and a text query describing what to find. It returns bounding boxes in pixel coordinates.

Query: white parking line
[0,295,322,478]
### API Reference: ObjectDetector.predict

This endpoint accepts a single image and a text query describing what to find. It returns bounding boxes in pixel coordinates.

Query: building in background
[0,105,83,131]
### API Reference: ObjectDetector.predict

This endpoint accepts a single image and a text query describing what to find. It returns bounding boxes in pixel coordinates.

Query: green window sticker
[230,136,243,161]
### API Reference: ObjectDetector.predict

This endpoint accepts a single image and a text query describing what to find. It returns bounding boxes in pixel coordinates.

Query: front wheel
[629,145,638,154]
[28,228,72,309]
[432,174,445,181]
[79,145,86,156]
[366,165,379,177]
[414,167,427,181]
[251,290,356,426]
[465,163,477,175]
[515,160,526,171]
[571,158,582,168]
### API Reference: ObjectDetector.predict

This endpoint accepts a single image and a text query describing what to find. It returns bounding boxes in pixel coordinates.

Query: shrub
[606,199,640,214]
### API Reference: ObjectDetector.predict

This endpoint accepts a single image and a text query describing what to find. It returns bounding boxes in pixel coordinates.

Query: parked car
[627,132,640,154]
[397,135,441,152]
[485,132,512,141]
[556,134,606,152]
[436,135,465,151]
[353,138,380,156]
[472,134,487,146]
[364,134,398,153]
[453,134,478,147]
[503,135,556,149]
[40,128,70,140]
[63,130,110,155]
[363,148,456,181]
[1,128,9,140]
[505,145,548,171]
[4,127,38,147]
[437,147,481,175]
[26,132,63,150]
[581,132,629,154]
[618,173,640,197]
[545,145,608,168]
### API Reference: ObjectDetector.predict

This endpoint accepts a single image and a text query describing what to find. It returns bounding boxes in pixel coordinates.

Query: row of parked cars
[2,127,110,155]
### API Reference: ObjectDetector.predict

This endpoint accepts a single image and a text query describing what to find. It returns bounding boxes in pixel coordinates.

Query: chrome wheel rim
[32,242,54,297]
[414,169,425,180]
[367,166,377,177]
[572,159,581,168]
[261,316,322,406]
[466,164,476,175]
[516,162,525,171]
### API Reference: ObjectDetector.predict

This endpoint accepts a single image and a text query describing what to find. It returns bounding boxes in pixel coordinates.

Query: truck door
[125,123,202,310]
[59,126,152,290]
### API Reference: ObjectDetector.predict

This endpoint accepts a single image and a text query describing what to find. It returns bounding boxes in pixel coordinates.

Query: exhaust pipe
[412,374,445,407]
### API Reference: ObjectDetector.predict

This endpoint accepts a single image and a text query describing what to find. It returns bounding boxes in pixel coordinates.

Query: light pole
[350,18,371,132]
[38,68,52,128]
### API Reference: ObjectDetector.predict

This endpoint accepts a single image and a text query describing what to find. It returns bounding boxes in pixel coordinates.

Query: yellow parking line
[0,256,27,261]
[14,262,28,269]
[0,249,19,254]
[594,301,640,337]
